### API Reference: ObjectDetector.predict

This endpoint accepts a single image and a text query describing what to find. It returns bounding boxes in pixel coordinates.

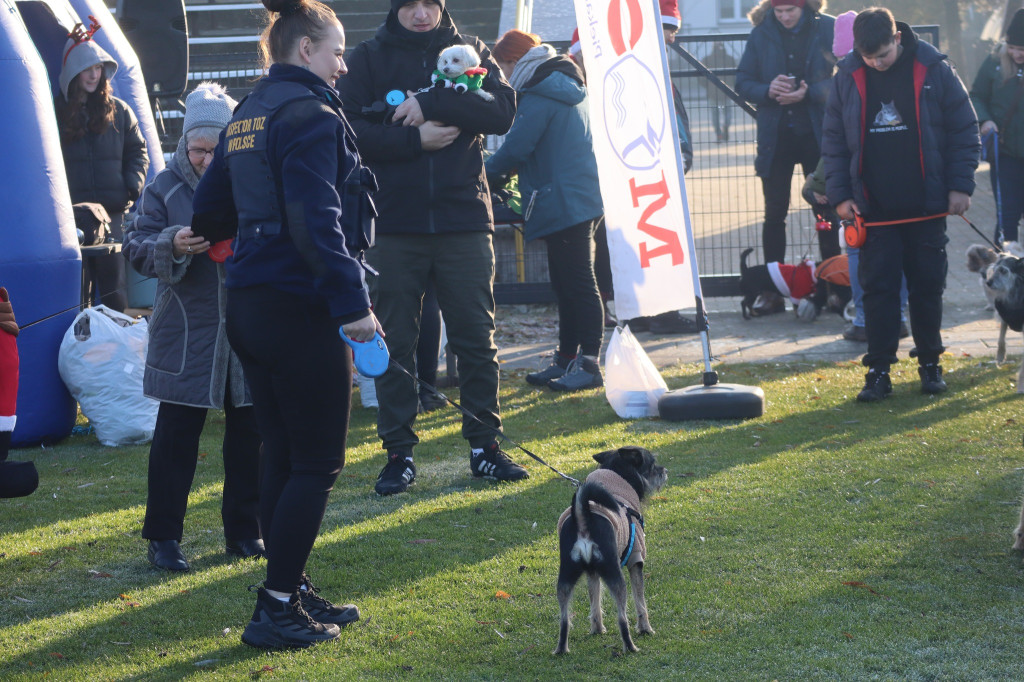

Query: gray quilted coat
[122,137,249,409]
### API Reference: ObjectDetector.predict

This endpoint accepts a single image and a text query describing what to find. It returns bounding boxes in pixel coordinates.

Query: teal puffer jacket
[486,57,603,241]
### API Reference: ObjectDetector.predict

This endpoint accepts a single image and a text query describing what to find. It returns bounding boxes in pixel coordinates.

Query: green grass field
[2,357,1023,680]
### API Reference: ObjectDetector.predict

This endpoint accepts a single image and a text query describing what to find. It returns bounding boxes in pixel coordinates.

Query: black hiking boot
[527,354,572,386]
[241,586,340,649]
[918,363,947,394]
[857,368,892,403]
[548,356,603,392]
[298,574,359,627]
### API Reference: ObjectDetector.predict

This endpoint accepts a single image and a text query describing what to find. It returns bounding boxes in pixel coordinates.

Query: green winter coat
[970,45,1024,159]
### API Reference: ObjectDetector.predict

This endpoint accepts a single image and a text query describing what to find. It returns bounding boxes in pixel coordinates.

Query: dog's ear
[617,446,646,468]
[592,450,616,465]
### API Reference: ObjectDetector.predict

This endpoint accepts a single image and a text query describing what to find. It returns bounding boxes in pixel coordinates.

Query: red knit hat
[660,0,680,28]
[492,29,541,63]
[771,0,806,7]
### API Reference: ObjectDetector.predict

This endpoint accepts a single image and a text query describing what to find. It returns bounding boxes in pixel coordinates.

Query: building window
[719,0,758,22]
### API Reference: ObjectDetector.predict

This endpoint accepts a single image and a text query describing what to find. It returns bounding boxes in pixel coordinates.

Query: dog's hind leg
[587,572,606,634]
[601,566,638,652]
[998,321,1008,364]
[628,564,654,635]
[554,564,584,655]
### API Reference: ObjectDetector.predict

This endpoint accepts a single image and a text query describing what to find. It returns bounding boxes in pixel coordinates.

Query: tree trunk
[942,0,966,69]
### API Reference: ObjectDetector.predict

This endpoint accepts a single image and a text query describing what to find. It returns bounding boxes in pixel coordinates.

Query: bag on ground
[58,306,158,446]
[604,325,667,418]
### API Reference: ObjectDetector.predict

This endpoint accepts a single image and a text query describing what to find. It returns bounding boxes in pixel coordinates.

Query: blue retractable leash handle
[339,328,390,377]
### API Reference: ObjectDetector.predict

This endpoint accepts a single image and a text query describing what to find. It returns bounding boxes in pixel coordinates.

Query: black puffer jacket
[59,96,149,216]
[337,11,516,234]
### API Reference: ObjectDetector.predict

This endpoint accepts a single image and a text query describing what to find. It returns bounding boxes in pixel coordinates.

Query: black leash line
[959,215,1000,251]
[385,359,581,488]
[17,278,155,331]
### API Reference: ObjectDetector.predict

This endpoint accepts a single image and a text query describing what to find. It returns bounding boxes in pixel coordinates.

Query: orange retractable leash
[842,212,949,249]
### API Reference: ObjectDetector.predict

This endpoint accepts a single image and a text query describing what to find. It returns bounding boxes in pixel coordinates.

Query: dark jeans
[761,128,820,263]
[226,285,352,594]
[997,153,1024,243]
[367,232,500,452]
[543,219,603,357]
[142,398,261,543]
[417,281,441,390]
[860,217,948,369]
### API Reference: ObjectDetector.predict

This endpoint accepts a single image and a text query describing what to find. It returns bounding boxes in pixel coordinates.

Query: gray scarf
[173,136,202,191]
[508,44,557,91]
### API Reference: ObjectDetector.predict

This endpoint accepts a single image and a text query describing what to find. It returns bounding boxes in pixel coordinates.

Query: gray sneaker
[548,357,603,392]
[526,355,570,386]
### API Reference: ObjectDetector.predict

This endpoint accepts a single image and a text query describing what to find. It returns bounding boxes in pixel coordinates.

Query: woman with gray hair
[123,82,262,573]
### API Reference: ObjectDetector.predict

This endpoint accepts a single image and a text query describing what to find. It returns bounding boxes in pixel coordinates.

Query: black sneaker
[842,324,867,342]
[857,369,892,403]
[418,390,447,412]
[241,586,340,649]
[298,574,359,627]
[919,363,947,394]
[471,442,529,481]
[549,357,603,392]
[648,311,700,334]
[375,450,416,496]
[526,354,571,386]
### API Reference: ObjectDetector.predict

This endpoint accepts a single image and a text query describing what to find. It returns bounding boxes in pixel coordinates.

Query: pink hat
[660,0,680,29]
[833,11,856,58]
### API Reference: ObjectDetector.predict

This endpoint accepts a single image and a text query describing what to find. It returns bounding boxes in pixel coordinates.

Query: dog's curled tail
[740,247,755,275]
[570,481,619,565]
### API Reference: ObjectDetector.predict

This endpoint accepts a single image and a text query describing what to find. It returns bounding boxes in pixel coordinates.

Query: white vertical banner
[572,0,696,321]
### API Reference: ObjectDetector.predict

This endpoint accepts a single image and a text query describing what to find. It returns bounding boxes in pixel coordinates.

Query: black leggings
[226,286,352,594]
[543,219,604,358]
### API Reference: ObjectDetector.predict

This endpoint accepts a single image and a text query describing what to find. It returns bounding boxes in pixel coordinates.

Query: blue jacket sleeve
[485,95,552,177]
[822,75,855,208]
[736,31,772,106]
[938,63,980,197]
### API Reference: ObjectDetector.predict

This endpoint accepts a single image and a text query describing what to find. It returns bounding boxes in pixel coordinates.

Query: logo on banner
[603,58,666,171]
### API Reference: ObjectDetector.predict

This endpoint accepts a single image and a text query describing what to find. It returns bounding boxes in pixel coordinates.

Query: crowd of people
[1,0,1007,651]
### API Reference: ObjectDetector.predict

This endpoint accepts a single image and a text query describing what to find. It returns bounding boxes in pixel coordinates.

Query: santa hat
[767,260,816,305]
[569,27,581,57]
[58,17,117,99]
[0,287,18,434]
[660,0,680,29]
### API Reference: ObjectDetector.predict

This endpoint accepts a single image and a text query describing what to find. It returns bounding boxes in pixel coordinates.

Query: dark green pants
[366,232,500,452]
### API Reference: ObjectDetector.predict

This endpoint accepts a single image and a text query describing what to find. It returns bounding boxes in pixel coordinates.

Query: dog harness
[620,506,645,567]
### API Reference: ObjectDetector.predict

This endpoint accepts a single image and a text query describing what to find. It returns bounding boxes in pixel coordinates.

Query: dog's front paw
[553,644,569,655]
[590,622,606,635]
[638,624,655,636]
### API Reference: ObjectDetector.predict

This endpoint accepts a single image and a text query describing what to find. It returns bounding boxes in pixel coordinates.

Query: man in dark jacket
[337,0,522,495]
[822,8,980,402]
[737,0,835,314]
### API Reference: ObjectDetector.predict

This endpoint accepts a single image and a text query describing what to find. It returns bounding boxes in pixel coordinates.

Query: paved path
[495,166,1008,371]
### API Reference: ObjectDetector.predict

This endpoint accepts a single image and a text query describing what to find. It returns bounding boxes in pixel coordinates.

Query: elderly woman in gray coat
[123,83,262,572]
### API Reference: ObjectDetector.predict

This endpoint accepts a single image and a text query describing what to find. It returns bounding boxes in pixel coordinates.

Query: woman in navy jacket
[192,0,380,650]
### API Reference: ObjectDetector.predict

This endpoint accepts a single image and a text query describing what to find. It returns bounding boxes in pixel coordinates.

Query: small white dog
[966,241,1024,367]
[432,44,494,101]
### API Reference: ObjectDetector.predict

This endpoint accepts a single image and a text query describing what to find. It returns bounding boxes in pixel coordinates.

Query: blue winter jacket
[192,65,372,323]
[736,7,835,177]
[822,25,980,217]
[486,58,602,241]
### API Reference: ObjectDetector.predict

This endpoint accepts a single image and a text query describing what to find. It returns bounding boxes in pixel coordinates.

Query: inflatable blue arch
[1,0,163,446]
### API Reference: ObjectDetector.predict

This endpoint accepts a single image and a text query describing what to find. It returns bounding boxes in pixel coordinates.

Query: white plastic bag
[58,306,158,446]
[604,325,668,418]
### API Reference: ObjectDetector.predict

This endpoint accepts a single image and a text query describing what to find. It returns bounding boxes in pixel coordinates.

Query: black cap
[1007,8,1024,47]
[391,0,444,13]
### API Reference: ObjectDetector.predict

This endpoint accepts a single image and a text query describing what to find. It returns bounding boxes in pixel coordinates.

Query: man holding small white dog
[338,0,520,495]
[822,7,979,402]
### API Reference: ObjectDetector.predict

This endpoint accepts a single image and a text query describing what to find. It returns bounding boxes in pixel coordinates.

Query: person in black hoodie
[193,0,380,649]
[337,0,521,496]
[822,7,980,402]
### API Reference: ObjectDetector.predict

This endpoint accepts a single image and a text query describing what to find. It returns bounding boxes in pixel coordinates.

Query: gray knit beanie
[58,22,117,99]
[183,82,237,135]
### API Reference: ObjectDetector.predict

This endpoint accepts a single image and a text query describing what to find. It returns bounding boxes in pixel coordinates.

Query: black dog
[739,248,851,321]
[554,447,667,655]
